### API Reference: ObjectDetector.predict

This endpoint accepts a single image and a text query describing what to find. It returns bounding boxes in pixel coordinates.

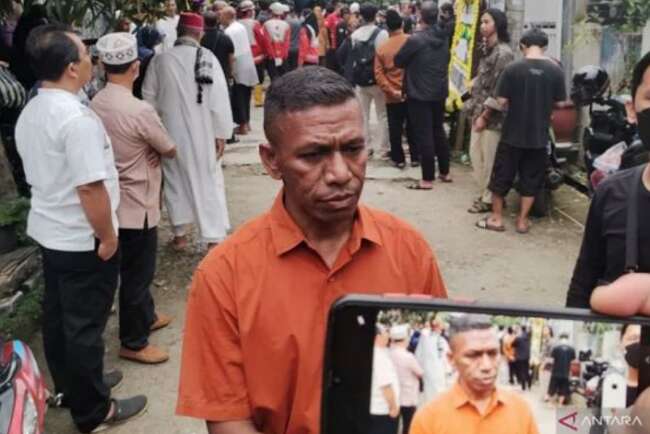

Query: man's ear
[67,62,79,81]
[259,142,282,180]
[625,100,638,125]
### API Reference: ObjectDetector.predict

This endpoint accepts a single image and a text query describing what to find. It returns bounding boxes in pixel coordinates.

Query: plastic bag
[593,141,628,174]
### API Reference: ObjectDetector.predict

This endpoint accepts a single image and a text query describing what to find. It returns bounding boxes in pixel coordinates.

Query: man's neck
[107,76,134,92]
[485,32,498,48]
[389,29,403,37]
[41,79,81,95]
[525,47,546,59]
[458,380,495,415]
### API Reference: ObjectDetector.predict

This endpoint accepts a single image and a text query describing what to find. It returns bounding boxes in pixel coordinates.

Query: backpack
[351,28,381,87]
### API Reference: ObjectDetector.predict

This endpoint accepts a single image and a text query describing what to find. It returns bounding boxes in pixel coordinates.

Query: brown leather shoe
[150,313,173,332]
[119,345,169,364]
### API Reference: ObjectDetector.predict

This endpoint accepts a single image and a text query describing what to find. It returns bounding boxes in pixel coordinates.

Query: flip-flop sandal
[407,183,433,190]
[468,201,492,214]
[516,223,531,234]
[438,175,453,183]
[476,218,506,232]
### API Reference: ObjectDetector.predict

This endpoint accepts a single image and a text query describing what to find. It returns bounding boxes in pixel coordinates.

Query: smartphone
[321,295,650,434]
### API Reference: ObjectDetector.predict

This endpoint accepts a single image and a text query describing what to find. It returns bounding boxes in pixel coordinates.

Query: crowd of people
[1,0,650,433]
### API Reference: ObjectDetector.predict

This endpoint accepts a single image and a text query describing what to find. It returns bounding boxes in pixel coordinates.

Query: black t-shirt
[567,167,650,307]
[496,58,567,149]
[201,29,235,79]
[514,334,531,361]
[551,343,576,379]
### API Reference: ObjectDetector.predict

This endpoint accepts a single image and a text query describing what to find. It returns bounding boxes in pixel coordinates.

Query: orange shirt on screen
[409,383,540,434]
[176,191,447,434]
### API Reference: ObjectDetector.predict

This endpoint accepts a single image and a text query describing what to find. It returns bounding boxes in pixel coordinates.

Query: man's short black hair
[385,9,402,31]
[632,51,650,101]
[204,11,219,28]
[264,66,357,145]
[340,6,350,16]
[359,3,378,23]
[520,27,548,49]
[103,60,138,75]
[448,314,493,343]
[420,0,438,26]
[26,23,80,82]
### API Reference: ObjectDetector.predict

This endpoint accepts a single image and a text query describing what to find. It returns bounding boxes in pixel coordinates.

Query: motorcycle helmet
[571,65,610,106]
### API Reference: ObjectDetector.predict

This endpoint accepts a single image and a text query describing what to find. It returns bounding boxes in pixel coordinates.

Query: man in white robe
[156,0,180,52]
[143,12,233,249]
[415,318,451,402]
[221,6,259,135]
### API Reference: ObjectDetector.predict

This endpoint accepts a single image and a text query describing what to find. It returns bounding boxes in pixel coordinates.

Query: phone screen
[369,309,648,434]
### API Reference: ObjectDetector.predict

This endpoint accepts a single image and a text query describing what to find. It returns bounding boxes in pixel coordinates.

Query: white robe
[156,15,179,52]
[225,21,259,87]
[415,331,451,402]
[142,42,233,243]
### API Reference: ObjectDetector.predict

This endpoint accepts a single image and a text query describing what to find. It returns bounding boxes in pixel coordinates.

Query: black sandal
[92,396,148,432]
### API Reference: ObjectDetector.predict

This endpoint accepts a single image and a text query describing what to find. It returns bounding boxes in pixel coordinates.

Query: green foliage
[0,279,44,341]
[621,0,650,33]
[0,196,29,227]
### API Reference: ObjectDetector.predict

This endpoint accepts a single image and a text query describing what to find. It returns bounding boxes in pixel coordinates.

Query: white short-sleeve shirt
[370,346,401,415]
[16,88,120,252]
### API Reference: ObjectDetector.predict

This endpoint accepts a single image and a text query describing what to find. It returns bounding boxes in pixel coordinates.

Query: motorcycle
[0,338,48,434]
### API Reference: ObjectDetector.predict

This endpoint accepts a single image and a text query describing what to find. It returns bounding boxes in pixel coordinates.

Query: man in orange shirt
[374,9,417,169]
[176,66,447,434]
[410,315,539,434]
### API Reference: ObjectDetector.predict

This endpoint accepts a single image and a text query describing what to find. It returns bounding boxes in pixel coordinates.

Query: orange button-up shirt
[176,192,447,434]
[410,383,540,434]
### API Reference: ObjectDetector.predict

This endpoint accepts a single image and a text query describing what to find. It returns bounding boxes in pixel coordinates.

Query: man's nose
[478,354,494,370]
[324,151,353,184]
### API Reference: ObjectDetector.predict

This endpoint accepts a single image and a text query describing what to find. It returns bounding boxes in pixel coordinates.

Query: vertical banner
[448,0,481,110]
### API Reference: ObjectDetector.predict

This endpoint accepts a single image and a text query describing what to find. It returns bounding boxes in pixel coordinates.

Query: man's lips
[321,193,355,202]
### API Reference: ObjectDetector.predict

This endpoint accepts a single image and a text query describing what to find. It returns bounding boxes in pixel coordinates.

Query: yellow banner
[447,0,481,111]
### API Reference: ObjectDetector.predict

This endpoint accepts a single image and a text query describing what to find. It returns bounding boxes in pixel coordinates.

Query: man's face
[68,33,93,86]
[166,0,177,16]
[627,65,650,123]
[261,99,367,225]
[480,13,495,39]
[449,328,500,395]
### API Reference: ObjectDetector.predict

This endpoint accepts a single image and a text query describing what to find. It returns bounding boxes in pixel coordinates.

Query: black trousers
[325,48,340,74]
[231,83,252,125]
[369,415,399,434]
[41,244,118,433]
[407,98,450,181]
[508,360,517,384]
[118,226,157,351]
[256,63,266,84]
[516,359,532,390]
[400,406,416,434]
[266,59,287,80]
[386,102,418,164]
[287,48,300,71]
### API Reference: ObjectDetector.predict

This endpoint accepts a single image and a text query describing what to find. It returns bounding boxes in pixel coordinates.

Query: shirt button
[328,276,336,283]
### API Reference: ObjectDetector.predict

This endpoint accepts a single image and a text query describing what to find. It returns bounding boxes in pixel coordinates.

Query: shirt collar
[450,382,509,413]
[268,190,382,256]
[104,82,133,95]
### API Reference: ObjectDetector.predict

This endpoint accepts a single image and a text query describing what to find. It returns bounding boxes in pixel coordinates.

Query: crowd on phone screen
[2,0,650,432]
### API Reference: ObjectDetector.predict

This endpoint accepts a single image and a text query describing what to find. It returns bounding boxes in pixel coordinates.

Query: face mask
[625,342,640,369]
[637,108,650,151]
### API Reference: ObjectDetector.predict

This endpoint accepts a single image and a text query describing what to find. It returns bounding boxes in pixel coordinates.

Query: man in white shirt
[371,325,400,434]
[16,24,146,433]
[349,3,389,158]
[156,0,180,52]
[221,6,259,136]
[390,324,424,434]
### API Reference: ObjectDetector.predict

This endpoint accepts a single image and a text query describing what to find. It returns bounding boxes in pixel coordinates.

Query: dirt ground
[39,105,591,433]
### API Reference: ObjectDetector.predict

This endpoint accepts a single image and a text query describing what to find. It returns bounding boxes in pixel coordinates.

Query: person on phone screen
[409,315,539,434]
[389,324,423,434]
[371,325,401,434]
[567,51,650,308]
[176,67,448,434]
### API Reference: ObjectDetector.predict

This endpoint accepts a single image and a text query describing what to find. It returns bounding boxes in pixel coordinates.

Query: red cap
[178,12,204,31]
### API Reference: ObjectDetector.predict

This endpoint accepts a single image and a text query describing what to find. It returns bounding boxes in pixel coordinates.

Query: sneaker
[150,313,173,332]
[103,370,123,390]
[119,345,169,365]
[91,396,148,433]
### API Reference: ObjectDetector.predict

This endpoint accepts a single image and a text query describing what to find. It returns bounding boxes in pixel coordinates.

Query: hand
[591,273,650,316]
[389,406,400,419]
[97,235,118,261]
[146,150,161,168]
[391,90,403,101]
[216,139,225,160]
[473,116,487,132]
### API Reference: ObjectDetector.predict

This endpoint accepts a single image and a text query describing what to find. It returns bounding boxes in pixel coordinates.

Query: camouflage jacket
[464,41,514,131]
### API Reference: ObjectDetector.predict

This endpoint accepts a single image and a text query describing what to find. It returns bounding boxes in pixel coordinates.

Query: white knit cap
[270,2,286,15]
[390,324,409,341]
[96,32,138,66]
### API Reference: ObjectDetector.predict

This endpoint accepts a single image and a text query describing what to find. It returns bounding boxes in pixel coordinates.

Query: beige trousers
[469,129,501,204]
[356,85,389,153]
